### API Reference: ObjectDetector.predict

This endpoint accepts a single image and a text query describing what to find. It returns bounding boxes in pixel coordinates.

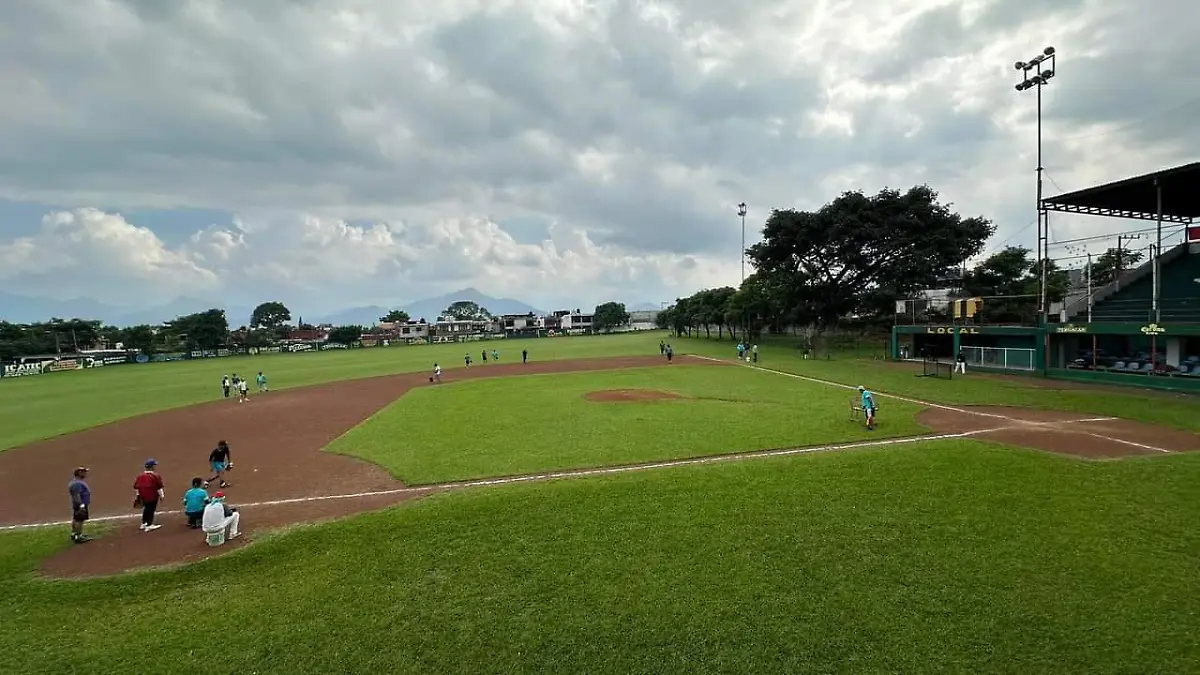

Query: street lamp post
[1014,46,1057,322]
[737,202,748,284]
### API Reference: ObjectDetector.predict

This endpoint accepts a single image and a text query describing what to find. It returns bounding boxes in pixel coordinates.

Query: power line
[1045,224,1184,249]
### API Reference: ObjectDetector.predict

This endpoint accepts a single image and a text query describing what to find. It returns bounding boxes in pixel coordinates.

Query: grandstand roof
[1041,161,1200,224]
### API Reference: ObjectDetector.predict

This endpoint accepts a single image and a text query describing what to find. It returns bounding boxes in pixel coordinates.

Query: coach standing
[133,459,165,532]
[68,467,92,543]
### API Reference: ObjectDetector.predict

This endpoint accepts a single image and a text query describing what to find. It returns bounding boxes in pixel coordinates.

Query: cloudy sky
[1,0,1196,317]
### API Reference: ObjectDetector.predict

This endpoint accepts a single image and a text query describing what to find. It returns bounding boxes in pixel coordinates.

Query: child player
[205,440,233,488]
[857,386,877,430]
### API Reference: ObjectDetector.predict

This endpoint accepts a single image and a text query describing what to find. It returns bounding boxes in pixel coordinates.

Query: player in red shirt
[132,459,166,532]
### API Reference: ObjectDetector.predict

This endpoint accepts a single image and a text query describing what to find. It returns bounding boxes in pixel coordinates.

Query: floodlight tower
[1014,46,1057,321]
[737,202,748,284]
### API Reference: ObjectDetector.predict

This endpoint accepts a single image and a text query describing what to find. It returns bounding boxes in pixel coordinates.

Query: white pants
[955,361,966,373]
[206,512,240,539]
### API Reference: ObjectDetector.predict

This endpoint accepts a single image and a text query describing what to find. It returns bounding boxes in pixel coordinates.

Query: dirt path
[0,354,705,577]
[916,406,1200,459]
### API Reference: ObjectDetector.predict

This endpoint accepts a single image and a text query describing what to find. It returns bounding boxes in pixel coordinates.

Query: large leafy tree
[119,324,156,354]
[379,309,411,324]
[1088,247,1144,287]
[442,301,492,321]
[0,318,105,359]
[164,309,229,351]
[592,302,630,333]
[961,246,1070,324]
[250,302,292,333]
[748,185,994,327]
[327,325,364,344]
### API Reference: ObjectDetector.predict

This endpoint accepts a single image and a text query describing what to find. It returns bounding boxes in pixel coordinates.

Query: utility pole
[1086,252,1093,323]
[737,202,748,284]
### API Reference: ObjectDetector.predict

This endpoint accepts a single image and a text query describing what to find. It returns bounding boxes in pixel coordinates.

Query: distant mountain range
[0,288,661,327]
[627,302,663,312]
[0,291,255,327]
[311,288,546,326]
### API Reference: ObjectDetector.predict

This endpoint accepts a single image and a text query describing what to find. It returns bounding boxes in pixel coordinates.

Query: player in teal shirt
[857,386,877,430]
[182,478,211,528]
[256,371,268,392]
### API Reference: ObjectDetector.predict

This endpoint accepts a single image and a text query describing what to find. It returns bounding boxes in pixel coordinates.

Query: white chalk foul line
[691,356,1170,452]
[0,429,995,532]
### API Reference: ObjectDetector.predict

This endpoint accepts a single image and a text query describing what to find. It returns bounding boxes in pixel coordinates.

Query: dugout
[1047,321,1200,391]
[892,325,1042,372]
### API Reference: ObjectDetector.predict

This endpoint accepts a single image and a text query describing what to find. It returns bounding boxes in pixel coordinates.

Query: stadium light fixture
[737,202,748,284]
[1013,46,1058,323]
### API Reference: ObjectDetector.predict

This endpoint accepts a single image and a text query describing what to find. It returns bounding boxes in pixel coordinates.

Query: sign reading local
[925,326,979,334]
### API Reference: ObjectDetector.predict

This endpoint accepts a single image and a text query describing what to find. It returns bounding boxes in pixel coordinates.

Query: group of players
[66,440,241,544]
[221,372,269,402]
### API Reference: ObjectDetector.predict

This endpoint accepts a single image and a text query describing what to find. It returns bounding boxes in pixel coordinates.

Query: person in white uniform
[202,491,241,541]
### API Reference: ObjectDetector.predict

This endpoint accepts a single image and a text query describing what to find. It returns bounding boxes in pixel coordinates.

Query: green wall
[1045,368,1200,393]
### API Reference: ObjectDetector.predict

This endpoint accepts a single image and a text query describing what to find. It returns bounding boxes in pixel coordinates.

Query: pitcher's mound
[585,389,682,402]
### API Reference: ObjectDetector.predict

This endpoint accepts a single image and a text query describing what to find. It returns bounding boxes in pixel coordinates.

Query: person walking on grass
[857,386,877,431]
[133,459,165,532]
[256,371,269,392]
[955,349,967,374]
[68,467,92,543]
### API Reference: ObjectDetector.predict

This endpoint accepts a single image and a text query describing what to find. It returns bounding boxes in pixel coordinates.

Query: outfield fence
[961,346,1036,371]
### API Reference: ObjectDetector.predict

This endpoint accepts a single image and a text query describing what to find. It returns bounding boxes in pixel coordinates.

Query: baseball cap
[213,491,225,499]
[144,459,158,468]
[73,466,89,476]
[857,385,864,391]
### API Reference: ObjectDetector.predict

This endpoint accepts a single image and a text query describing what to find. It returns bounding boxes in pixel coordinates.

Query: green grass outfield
[328,365,925,484]
[3,441,1199,675]
[677,337,1200,432]
[0,332,669,451]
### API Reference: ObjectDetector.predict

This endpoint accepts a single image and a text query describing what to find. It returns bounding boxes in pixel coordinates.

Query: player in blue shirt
[182,477,211,528]
[857,386,877,430]
[68,467,92,543]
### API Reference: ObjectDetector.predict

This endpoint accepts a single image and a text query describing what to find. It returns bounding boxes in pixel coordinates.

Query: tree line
[658,185,1137,343]
[1,298,635,361]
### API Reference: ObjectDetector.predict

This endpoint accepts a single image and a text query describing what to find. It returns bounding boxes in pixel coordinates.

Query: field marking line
[692,356,1175,454]
[689,356,1126,429]
[1082,432,1171,454]
[687,355,1001,417]
[0,429,995,532]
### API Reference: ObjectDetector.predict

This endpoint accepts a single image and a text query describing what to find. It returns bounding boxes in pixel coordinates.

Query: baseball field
[2,331,1199,675]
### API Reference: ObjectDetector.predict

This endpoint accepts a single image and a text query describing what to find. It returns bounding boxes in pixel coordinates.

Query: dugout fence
[960,346,1036,371]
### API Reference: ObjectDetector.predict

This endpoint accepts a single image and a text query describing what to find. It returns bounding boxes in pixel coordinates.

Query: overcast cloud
[0,0,1196,317]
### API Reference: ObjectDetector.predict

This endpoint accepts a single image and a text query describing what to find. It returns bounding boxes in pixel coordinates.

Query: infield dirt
[0,355,701,577]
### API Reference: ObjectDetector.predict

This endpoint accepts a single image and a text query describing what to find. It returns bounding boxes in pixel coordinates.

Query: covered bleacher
[1043,161,1200,379]
[1088,248,1200,323]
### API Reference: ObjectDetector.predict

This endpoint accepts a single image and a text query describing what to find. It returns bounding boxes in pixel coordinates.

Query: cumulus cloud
[0,0,1196,312]
[0,208,728,311]
[0,209,219,303]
